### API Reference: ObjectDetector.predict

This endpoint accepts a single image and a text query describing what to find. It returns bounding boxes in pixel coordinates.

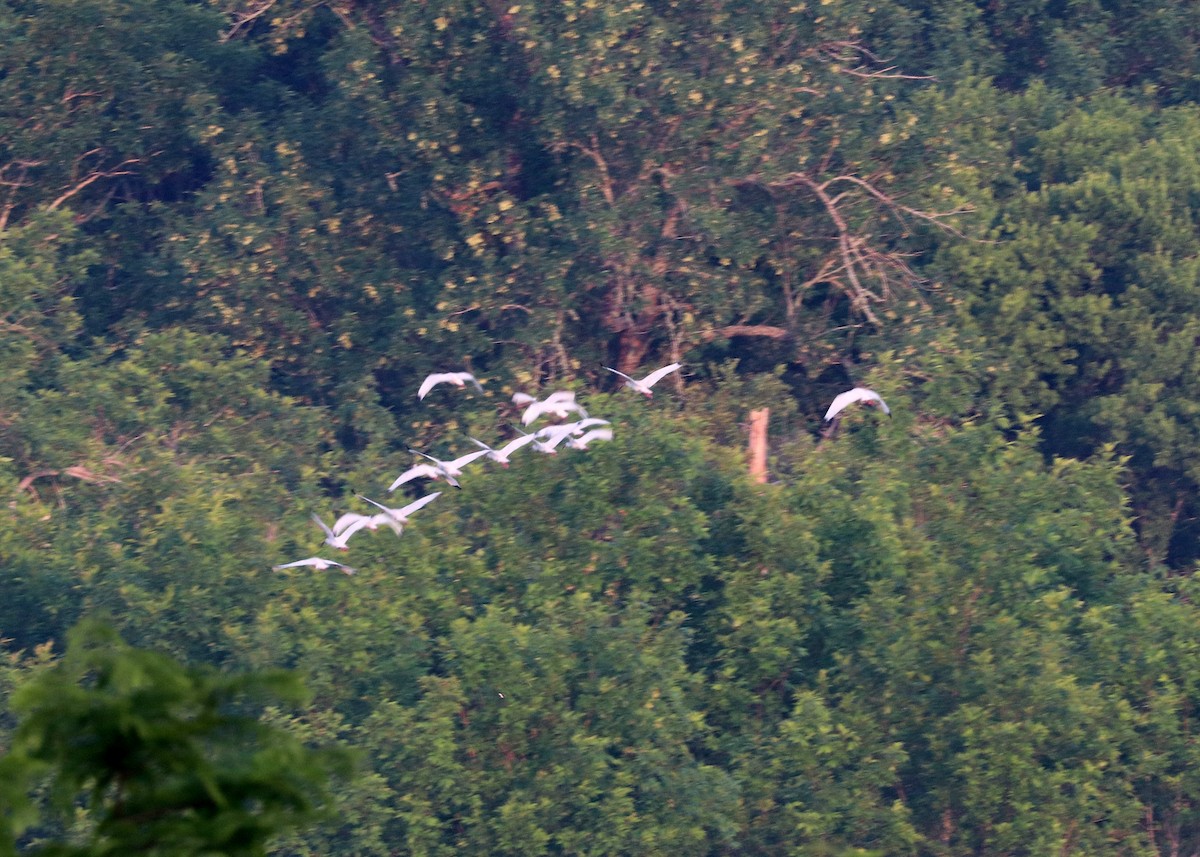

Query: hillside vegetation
[4,0,1200,853]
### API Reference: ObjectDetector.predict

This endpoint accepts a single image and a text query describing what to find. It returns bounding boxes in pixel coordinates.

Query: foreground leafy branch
[0,620,352,857]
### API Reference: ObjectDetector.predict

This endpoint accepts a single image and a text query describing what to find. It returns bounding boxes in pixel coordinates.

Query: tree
[926,90,1200,566]
[0,619,351,857]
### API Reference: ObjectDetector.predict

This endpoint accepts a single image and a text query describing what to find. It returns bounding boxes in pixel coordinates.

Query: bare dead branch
[823,173,972,236]
[220,0,278,42]
[18,465,123,495]
[47,156,140,213]
[727,167,968,325]
[699,324,790,342]
[552,136,616,205]
[817,40,936,81]
[0,160,44,232]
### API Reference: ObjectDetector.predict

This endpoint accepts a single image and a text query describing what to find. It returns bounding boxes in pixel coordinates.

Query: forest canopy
[3,0,1200,853]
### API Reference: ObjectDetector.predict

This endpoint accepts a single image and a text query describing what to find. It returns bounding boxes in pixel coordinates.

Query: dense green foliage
[0,620,350,856]
[4,0,1200,853]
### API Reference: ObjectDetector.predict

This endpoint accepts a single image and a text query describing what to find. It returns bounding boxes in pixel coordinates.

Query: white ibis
[513,426,567,455]
[603,362,681,397]
[469,433,539,466]
[823,387,890,421]
[519,391,589,425]
[311,512,364,550]
[540,417,610,437]
[390,448,489,492]
[418,371,484,400]
[567,428,613,450]
[355,491,442,533]
[273,557,356,575]
[387,463,458,492]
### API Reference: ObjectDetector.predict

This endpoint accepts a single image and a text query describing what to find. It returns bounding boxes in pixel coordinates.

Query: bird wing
[468,436,496,453]
[388,464,440,492]
[521,401,549,425]
[544,390,577,404]
[542,429,574,450]
[448,448,491,470]
[329,561,357,575]
[370,513,403,535]
[823,387,884,421]
[311,513,336,539]
[334,515,370,544]
[397,491,442,518]
[512,392,536,406]
[356,494,394,515]
[332,512,370,536]
[571,418,610,433]
[641,362,682,388]
[273,557,319,570]
[499,433,539,456]
[578,428,613,446]
[409,448,441,464]
[602,366,635,383]
[418,373,451,400]
[462,372,485,392]
[537,424,575,441]
[823,390,858,421]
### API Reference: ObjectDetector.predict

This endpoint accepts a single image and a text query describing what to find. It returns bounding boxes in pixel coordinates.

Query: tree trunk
[748,408,769,483]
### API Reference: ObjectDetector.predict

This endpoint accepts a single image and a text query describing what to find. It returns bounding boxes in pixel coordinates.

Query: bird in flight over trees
[603,362,682,397]
[546,417,611,437]
[567,427,613,450]
[511,390,576,408]
[823,387,890,421]
[311,512,364,550]
[354,491,442,533]
[468,433,539,466]
[512,426,568,455]
[390,448,489,491]
[518,390,590,425]
[330,510,396,537]
[272,557,357,575]
[418,371,484,400]
[388,463,458,491]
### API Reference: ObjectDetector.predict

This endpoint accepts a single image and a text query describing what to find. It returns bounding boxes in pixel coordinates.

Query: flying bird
[542,417,610,437]
[389,448,490,492]
[355,491,442,533]
[388,463,457,492]
[513,426,568,455]
[418,371,484,400]
[519,391,589,425]
[469,433,539,466]
[513,390,575,407]
[333,509,416,538]
[273,557,356,575]
[312,512,365,550]
[567,427,613,450]
[331,511,384,537]
[823,387,890,421]
[534,423,577,441]
[603,362,682,397]
[535,418,609,446]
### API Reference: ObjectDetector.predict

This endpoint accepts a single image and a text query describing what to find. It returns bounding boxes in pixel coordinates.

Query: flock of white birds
[272,362,888,576]
[272,362,686,576]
